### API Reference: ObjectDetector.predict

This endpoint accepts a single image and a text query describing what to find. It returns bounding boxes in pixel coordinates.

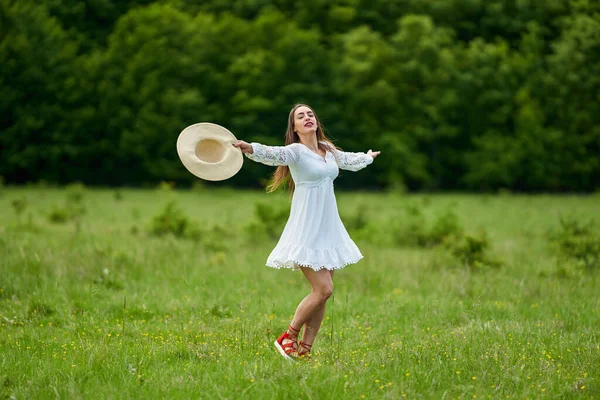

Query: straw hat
[176,123,243,181]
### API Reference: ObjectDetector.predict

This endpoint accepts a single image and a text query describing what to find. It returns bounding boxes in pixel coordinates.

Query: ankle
[287,324,300,338]
[298,341,312,355]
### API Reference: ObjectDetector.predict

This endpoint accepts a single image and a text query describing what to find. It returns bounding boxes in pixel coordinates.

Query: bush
[549,216,600,271]
[158,181,175,191]
[443,231,502,270]
[66,182,86,203]
[148,201,232,251]
[390,203,428,247]
[390,203,463,248]
[48,206,71,224]
[27,301,55,318]
[245,201,289,240]
[149,201,190,238]
[201,225,229,252]
[342,204,369,232]
[427,208,463,245]
[11,198,27,219]
[47,184,86,229]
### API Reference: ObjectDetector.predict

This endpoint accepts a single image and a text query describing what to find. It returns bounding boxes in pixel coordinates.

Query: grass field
[1,186,599,399]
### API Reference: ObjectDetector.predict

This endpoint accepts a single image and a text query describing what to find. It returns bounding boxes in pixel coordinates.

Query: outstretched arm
[334,148,381,171]
[233,140,299,166]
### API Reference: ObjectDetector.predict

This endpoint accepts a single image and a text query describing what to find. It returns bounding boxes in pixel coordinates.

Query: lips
[304,122,314,127]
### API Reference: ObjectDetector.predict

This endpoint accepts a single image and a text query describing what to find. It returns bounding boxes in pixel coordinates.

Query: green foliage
[93,267,124,290]
[48,203,86,225]
[428,207,463,245]
[48,183,87,229]
[201,225,230,252]
[157,181,176,192]
[1,0,600,191]
[210,304,232,318]
[10,197,27,218]
[149,201,191,238]
[27,301,55,318]
[443,231,501,270]
[342,204,369,232]
[0,1,79,183]
[245,201,289,240]
[390,203,428,247]
[147,200,227,247]
[391,203,463,248]
[549,216,600,271]
[48,206,70,224]
[66,182,86,203]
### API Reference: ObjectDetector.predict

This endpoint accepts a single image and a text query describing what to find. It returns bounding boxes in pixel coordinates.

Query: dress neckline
[298,142,328,162]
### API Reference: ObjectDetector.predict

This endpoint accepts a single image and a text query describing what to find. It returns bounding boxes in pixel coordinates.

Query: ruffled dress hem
[266,243,363,271]
[266,256,363,271]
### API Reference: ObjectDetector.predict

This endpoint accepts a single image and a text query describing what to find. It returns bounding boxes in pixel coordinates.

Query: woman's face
[293,106,317,137]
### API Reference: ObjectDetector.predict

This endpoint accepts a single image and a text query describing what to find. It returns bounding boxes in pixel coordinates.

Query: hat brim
[176,123,243,181]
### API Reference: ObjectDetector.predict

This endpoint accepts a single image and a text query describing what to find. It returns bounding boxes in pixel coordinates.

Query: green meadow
[1,187,599,399]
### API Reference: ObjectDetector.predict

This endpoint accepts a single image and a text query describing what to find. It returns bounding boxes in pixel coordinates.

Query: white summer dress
[245,141,373,271]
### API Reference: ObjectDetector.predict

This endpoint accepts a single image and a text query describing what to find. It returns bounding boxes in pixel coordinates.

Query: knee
[316,284,333,301]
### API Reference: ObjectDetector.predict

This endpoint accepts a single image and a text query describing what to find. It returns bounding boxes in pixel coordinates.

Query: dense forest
[1,0,599,191]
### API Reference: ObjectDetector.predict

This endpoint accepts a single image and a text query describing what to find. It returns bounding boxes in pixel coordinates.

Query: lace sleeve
[333,149,374,171]
[244,143,299,166]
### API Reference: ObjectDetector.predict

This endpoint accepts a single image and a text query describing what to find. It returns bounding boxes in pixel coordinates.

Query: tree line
[1,0,599,191]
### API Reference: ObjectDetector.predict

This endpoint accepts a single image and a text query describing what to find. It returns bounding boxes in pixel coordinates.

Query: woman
[233,104,380,360]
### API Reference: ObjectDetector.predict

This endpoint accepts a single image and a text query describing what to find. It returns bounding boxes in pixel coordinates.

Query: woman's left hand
[367,149,381,159]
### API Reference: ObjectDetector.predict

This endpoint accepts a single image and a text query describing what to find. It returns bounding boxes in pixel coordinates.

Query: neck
[298,133,319,149]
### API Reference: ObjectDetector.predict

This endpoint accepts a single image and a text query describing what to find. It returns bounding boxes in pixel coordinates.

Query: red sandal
[274,325,299,360]
[297,341,312,358]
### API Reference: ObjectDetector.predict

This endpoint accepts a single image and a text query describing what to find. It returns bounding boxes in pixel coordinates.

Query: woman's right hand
[232,140,253,154]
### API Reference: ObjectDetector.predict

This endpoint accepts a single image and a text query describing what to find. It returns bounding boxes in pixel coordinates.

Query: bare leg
[300,270,334,352]
[281,268,333,350]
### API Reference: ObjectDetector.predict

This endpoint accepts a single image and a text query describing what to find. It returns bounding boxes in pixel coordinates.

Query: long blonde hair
[266,104,338,194]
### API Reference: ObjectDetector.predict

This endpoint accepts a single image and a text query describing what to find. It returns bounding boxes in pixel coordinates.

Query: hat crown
[196,138,226,164]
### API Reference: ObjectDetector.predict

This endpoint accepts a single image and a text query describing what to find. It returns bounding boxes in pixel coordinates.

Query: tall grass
[1,187,599,399]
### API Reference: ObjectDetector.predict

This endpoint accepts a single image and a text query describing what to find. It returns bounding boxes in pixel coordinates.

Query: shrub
[48,206,71,224]
[210,304,231,318]
[93,267,124,290]
[158,181,175,191]
[549,216,600,271]
[27,301,55,318]
[390,203,428,247]
[342,204,369,232]
[391,203,463,248]
[66,182,86,203]
[443,231,502,270]
[427,208,463,245]
[202,225,229,252]
[245,201,289,240]
[148,201,231,250]
[48,204,86,225]
[47,184,86,230]
[11,198,27,220]
[149,201,190,238]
